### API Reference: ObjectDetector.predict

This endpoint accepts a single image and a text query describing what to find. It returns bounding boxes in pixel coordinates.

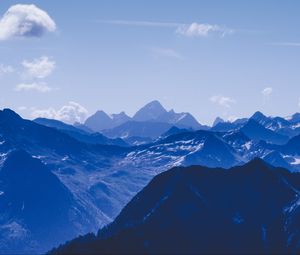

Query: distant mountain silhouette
[212,116,225,127]
[287,113,300,124]
[102,121,173,139]
[34,118,128,147]
[85,111,131,132]
[133,100,167,122]
[52,159,300,254]
[84,101,204,136]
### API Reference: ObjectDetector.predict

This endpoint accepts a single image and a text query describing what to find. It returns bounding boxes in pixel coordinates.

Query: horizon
[1,1,300,125]
[1,99,299,127]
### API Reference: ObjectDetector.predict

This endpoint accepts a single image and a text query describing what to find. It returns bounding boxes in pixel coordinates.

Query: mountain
[241,119,289,145]
[183,134,241,168]
[287,113,300,123]
[133,100,204,129]
[0,109,130,253]
[250,111,290,131]
[52,159,300,254]
[250,111,270,125]
[84,101,203,137]
[282,134,300,155]
[262,151,291,170]
[34,118,88,134]
[156,110,204,130]
[0,150,94,254]
[34,118,128,147]
[250,111,300,138]
[102,121,173,139]
[210,118,247,132]
[159,126,190,139]
[133,100,167,122]
[3,108,300,254]
[110,112,131,127]
[84,110,112,131]
[213,116,225,127]
[84,111,131,132]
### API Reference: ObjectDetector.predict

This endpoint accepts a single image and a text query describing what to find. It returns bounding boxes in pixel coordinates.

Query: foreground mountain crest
[51,158,300,254]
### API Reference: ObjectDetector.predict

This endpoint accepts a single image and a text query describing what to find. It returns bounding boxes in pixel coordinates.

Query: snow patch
[291,157,300,165]
[243,141,252,150]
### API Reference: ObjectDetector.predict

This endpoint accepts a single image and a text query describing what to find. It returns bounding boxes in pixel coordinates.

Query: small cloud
[97,19,233,38]
[151,48,184,60]
[261,87,273,103]
[30,101,88,124]
[22,56,55,79]
[0,64,14,75]
[0,4,56,41]
[176,22,233,37]
[298,98,300,108]
[15,82,52,93]
[210,95,236,108]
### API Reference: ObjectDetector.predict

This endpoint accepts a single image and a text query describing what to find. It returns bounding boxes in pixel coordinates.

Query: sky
[0,0,300,125]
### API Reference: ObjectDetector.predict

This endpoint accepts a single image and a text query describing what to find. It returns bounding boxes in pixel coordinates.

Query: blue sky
[0,0,300,125]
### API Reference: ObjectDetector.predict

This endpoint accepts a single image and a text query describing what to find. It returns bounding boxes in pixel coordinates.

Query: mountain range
[1,105,300,253]
[84,101,206,138]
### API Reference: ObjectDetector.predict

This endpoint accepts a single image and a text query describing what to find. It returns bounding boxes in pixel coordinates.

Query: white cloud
[176,22,233,37]
[298,98,300,108]
[262,87,273,96]
[0,4,56,40]
[0,64,14,75]
[151,48,184,60]
[261,87,273,102]
[210,95,236,108]
[15,82,52,93]
[30,102,88,124]
[22,56,55,79]
[98,19,233,38]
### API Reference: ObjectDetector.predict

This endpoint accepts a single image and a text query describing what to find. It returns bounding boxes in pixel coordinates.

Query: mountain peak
[84,110,112,132]
[213,117,225,127]
[133,100,167,122]
[250,111,268,121]
[0,108,23,122]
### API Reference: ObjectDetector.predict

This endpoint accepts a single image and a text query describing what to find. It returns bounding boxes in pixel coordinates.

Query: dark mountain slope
[241,119,289,145]
[52,159,300,254]
[0,150,85,254]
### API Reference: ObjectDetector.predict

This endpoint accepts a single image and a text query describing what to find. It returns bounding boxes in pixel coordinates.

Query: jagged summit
[250,111,268,121]
[133,100,167,122]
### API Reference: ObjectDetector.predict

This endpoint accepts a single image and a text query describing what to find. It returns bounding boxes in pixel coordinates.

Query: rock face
[52,159,300,254]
